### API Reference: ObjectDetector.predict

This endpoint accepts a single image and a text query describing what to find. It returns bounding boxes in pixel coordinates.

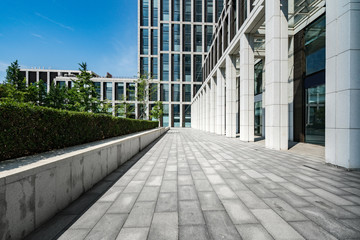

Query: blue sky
[0,0,138,82]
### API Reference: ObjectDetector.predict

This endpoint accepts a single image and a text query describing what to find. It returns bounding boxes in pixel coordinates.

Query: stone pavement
[31,129,360,240]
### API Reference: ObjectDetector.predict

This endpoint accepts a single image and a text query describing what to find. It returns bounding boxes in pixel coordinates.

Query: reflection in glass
[140,57,148,75]
[173,104,180,127]
[206,26,213,51]
[151,58,158,79]
[161,54,169,81]
[163,104,169,126]
[161,0,169,21]
[115,82,124,100]
[254,60,263,95]
[184,55,191,82]
[183,0,191,22]
[183,84,191,102]
[254,101,262,136]
[152,0,158,26]
[184,104,191,127]
[195,25,202,52]
[183,25,191,52]
[172,54,180,82]
[194,55,202,82]
[127,83,135,101]
[195,0,202,22]
[161,24,169,51]
[172,24,180,51]
[141,0,149,26]
[161,84,169,101]
[104,82,112,100]
[173,0,180,21]
[172,84,180,101]
[152,29,158,55]
[141,29,149,54]
[206,0,213,22]
[150,83,158,101]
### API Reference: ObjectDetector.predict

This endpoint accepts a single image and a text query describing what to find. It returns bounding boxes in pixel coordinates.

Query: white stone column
[325,1,360,169]
[226,55,237,138]
[216,68,226,135]
[202,89,206,131]
[206,84,211,132]
[264,0,288,150]
[240,34,255,142]
[210,76,216,133]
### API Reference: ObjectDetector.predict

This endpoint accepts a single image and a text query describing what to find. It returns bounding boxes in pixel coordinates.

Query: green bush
[0,101,159,161]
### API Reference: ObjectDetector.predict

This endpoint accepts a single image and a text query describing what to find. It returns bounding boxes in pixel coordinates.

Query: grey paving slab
[35,129,360,240]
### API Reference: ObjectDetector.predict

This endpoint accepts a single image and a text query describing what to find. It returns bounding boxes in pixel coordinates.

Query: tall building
[191,0,360,169]
[138,0,223,127]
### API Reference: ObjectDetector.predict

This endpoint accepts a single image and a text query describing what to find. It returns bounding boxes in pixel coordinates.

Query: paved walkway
[32,129,360,239]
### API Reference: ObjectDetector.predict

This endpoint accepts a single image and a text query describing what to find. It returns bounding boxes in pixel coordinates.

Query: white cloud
[31,33,43,39]
[0,61,9,72]
[35,12,74,31]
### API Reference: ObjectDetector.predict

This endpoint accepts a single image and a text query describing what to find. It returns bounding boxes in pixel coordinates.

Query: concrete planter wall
[0,127,168,240]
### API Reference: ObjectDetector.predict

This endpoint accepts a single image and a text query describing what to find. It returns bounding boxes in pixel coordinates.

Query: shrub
[0,101,159,161]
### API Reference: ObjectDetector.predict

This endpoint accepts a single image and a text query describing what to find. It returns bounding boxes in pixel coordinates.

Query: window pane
[104,82,112,100]
[254,101,262,136]
[254,60,263,95]
[183,55,191,82]
[141,0,149,26]
[140,57,148,75]
[161,24,169,51]
[173,104,180,127]
[172,24,180,51]
[115,82,124,100]
[163,104,169,126]
[151,58,158,79]
[94,82,101,99]
[127,83,135,101]
[141,29,149,54]
[173,0,180,21]
[172,84,180,101]
[161,54,169,81]
[194,55,202,82]
[150,83,158,101]
[161,0,169,21]
[183,84,191,102]
[206,26,213,51]
[194,0,202,22]
[183,25,191,52]
[152,29,158,55]
[184,104,191,127]
[172,54,180,82]
[216,0,223,21]
[195,25,202,52]
[152,0,158,26]
[161,84,169,101]
[183,0,191,22]
[206,0,213,22]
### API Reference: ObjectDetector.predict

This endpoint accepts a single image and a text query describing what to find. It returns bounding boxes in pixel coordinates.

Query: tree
[133,73,157,120]
[5,60,26,91]
[44,83,69,109]
[150,101,163,126]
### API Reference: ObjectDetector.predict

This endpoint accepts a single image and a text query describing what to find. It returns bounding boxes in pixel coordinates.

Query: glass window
[205,26,213,51]
[161,24,169,51]
[194,0,202,22]
[195,25,202,52]
[152,0,158,26]
[140,57,148,75]
[194,55,202,82]
[183,84,191,102]
[172,84,180,101]
[172,24,180,51]
[206,0,213,22]
[151,58,158,79]
[193,84,201,96]
[173,0,180,21]
[254,60,263,95]
[141,0,149,26]
[94,82,101,99]
[104,82,112,100]
[127,83,135,101]
[163,104,169,126]
[184,104,191,127]
[305,15,326,76]
[216,0,223,21]
[254,101,262,136]
[173,104,180,127]
[161,54,169,81]
[183,55,191,82]
[141,29,149,54]
[57,81,66,88]
[161,0,169,21]
[128,103,136,119]
[150,83,158,101]
[161,83,169,101]
[115,82,124,100]
[183,25,191,52]
[152,29,158,55]
[172,54,180,82]
[183,0,191,22]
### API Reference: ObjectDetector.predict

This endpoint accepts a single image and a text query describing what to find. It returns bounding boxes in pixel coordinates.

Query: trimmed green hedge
[0,102,159,161]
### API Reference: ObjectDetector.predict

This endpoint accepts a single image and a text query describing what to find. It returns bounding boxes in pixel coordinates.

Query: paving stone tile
[178,175,194,185]
[191,171,207,180]
[123,202,156,227]
[179,225,210,240]
[343,195,360,205]
[148,212,178,240]
[122,180,145,193]
[194,179,213,192]
[279,182,314,197]
[282,176,316,188]
[146,176,163,186]
[225,178,249,191]
[272,189,311,208]
[222,199,258,224]
[251,209,305,240]
[247,184,277,198]
[179,185,198,200]
[137,186,160,202]
[203,167,217,174]
[299,207,360,239]
[340,219,360,232]
[114,175,133,187]
[236,224,274,240]
[263,172,287,183]
[71,202,112,229]
[107,193,138,214]
[243,169,265,179]
[289,221,337,240]
[156,192,177,212]
[160,180,177,193]
[343,205,360,216]
[263,198,307,221]
[179,200,205,225]
[213,184,238,199]
[58,229,89,240]
[116,227,149,240]
[132,171,150,181]
[309,188,355,206]
[203,211,241,240]
[256,178,283,190]
[235,190,269,209]
[164,171,177,180]
[84,213,127,240]
[98,187,124,202]
[198,191,224,211]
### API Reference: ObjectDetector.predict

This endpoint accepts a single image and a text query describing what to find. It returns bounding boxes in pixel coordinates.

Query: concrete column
[225,55,237,138]
[202,90,206,131]
[264,0,288,150]
[240,34,255,142]
[216,68,226,135]
[206,84,211,132]
[210,76,216,133]
[325,1,360,169]
[46,72,50,93]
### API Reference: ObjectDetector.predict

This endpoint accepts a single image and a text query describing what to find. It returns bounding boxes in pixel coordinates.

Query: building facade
[191,0,360,169]
[138,0,225,127]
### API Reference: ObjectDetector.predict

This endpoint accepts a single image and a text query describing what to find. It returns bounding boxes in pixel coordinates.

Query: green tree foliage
[5,60,26,91]
[150,101,163,122]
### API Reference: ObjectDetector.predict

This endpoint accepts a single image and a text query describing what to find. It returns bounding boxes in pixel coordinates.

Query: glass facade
[115,82,124,100]
[194,55,202,82]
[152,29,158,55]
[254,60,263,95]
[104,82,112,100]
[161,54,169,81]
[206,0,213,23]
[183,84,191,102]
[141,0,149,26]
[173,104,180,127]
[161,83,169,101]
[94,82,101,99]
[183,55,191,82]
[172,54,180,82]
[172,84,180,101]
[183,25,191,52]
[150,83,158,101]
[127,83,135,101]
[172,24,180,51]
[141,29,149,54]
[254,101,262,136]
[206,26,213,51]
[173,0,180,21]
[194,0,202,22]
[161,24,169,51]
[151,58,158,78]
[163,104,169,126]
[161,0,169,21]
[183,0,191,22]
[195,25,202,52]
[152,0,158,26]
[140,57,149,75]
[184,105,191,127]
